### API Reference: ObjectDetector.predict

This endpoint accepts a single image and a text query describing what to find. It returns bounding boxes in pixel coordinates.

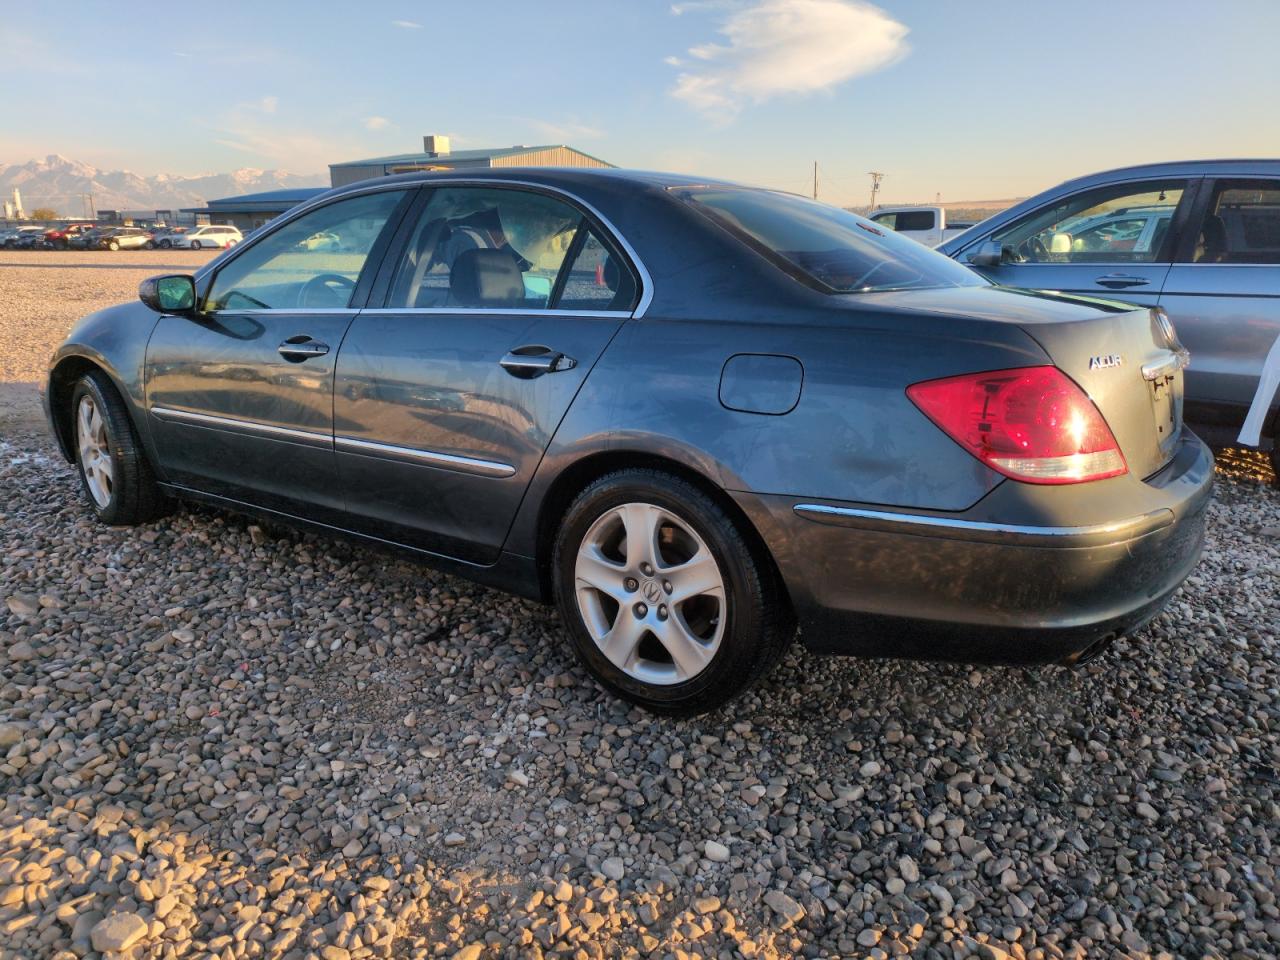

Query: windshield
[675,187,986,294]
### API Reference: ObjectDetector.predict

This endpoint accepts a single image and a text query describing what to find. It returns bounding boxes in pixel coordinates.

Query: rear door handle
[1094,274,1150,289]
[500,345,577,378]
[278,336,330,362]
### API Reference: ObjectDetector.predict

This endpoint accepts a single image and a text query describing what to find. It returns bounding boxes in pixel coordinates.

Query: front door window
[994,181,1188,264]
[206,190,406,311]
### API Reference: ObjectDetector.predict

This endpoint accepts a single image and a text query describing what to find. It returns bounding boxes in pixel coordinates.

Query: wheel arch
[47,353,136,463]
[530,448,793,617]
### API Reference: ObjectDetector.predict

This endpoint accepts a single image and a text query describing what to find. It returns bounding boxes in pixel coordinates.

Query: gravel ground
[1,253,1278,959]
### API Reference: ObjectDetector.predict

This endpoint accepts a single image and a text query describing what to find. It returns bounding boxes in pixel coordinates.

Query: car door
[333,184,641,564]
[145,187,413,519]
[969,178,1199,307]
[1156,176,1280,429]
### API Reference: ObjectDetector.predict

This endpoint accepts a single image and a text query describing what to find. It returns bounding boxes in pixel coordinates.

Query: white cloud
[391,19,423,29]
[364,116,392,131]
[669,0,908,118]
[524,118,604,141]
[259,95,278,114]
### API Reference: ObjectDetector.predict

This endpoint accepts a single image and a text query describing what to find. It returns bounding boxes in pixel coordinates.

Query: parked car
[297,230,341,251]
[43,223,97,249]
[14,229,49,250]
[43,169,1212,714]
[68,228,110,250]
[151,227,187,249]
[2,226,45,248]
[868,205,974,247]
[168,225,242,250]
[96,227,152,251]
[939,160,1280,469]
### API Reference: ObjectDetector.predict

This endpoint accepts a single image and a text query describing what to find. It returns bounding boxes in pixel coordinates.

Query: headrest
[450,248,524,307]
[1197,215,1227,262]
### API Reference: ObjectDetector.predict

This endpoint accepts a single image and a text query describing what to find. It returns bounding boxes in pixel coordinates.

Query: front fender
[46,302,161,464]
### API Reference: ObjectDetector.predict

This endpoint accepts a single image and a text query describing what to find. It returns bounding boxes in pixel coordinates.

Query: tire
[553,469,793,716]
[145,240,155,249]
[107,240,119,251]
[189,240,201,250]
[158,239,170,249]
[70,371,167,525]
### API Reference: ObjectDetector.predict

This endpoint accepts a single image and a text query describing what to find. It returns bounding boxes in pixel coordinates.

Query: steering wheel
[298,273,356,308]
[1023,235,1048,262]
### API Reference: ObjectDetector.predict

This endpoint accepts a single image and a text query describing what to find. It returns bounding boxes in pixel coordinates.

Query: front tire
[158,239,170,249]
[71,371,167,525]
[107,240,120,251]
[189,240,201,250]
[553,469,793,716]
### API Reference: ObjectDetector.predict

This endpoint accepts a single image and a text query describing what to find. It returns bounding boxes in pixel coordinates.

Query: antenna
[867,172,885,210]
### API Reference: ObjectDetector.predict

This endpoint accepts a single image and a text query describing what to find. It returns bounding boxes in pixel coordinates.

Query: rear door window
[385,186,639,311]
[893,210,936,232]
[1191,179,1280,263]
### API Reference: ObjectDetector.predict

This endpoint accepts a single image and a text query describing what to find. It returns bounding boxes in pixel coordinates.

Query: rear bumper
[733,432,1214,664]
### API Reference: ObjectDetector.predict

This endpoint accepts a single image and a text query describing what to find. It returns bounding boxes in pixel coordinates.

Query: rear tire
[158,239,170,249]
[189,240,202,250]
[71,371,168,525]
[553,469,793,716]
[107,240,119,251]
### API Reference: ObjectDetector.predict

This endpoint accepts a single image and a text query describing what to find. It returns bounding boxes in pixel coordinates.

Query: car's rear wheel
[553,469,792,716]
[190,240,201,250]
[71,371,167,525]
[158,239,170,249]
[107,240,119,251]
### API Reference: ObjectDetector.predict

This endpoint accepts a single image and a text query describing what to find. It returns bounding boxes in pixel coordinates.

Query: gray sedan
[939,159,1280,473]
[43,169,1212,714]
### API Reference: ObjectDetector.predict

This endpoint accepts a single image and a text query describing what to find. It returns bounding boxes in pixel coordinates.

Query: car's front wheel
[71,371,167,525]
[553,469,793,715]
[189,240,201,250]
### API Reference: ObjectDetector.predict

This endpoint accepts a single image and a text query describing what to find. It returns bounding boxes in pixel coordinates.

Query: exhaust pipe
[1062,633,1116,667]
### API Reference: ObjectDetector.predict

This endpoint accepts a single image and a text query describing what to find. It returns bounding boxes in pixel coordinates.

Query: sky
[2,0,1279,206]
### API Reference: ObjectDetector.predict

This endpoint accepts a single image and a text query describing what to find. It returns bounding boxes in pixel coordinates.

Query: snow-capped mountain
[0,155,328,214]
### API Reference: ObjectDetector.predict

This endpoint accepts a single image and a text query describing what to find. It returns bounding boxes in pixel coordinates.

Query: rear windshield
[676,187,986,294]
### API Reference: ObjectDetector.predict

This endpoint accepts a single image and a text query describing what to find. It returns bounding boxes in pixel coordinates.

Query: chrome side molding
[150,406,516,478]
[333,436,516,478]
[792,502,1174,546]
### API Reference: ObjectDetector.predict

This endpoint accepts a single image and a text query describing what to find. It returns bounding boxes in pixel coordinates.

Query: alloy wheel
[76,394,113,508]
[574,502,726,685]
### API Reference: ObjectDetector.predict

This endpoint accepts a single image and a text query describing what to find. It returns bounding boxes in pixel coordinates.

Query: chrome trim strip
[359,307,631,319]
[207,308,359,317]
[334,436,516,478]
[150,406,332,447]
[1142,349,1191,381]
[792,503,1173,546]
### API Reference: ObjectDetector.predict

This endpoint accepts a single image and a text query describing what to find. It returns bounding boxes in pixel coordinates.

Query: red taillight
[907,366,1127,484]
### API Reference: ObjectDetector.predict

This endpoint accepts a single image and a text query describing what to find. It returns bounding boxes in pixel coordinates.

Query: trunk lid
[1017,302,1186,479]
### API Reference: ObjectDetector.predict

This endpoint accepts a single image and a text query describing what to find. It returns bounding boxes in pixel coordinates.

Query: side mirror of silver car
[966,239,1004,267]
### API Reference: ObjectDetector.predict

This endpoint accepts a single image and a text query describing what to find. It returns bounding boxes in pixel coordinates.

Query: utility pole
[812,161,818,200]
[867,171,885,210]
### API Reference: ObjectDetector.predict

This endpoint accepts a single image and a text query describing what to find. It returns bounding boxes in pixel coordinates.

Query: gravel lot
[1,252,1278,959]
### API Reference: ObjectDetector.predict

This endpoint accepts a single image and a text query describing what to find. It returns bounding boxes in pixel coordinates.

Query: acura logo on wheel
[642,580,662,603]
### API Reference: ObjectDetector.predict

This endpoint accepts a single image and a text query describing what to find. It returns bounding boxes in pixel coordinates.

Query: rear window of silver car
[675,187,986,294]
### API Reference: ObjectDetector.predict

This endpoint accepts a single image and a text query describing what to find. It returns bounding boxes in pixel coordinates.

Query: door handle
[278,336,330,362]
[1094,274,1150,289]
[500,345,577,379]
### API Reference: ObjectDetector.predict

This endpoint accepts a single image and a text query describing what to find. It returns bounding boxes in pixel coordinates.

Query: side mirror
[140,274,197,315]
[966,239,1004,267]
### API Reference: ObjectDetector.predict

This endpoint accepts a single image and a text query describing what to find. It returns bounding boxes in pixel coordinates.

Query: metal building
[329,135,611,188]
[180,187,327,234]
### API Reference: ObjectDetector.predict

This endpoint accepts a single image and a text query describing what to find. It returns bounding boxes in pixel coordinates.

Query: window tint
[893,210,935,232]
[206,191,405,311]
[388,187,630,310]
[555,228,638,311]
[1195,179,1280,263]
[994,181,1185,264]
[870,212,897,229]
[678,187,984,293]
